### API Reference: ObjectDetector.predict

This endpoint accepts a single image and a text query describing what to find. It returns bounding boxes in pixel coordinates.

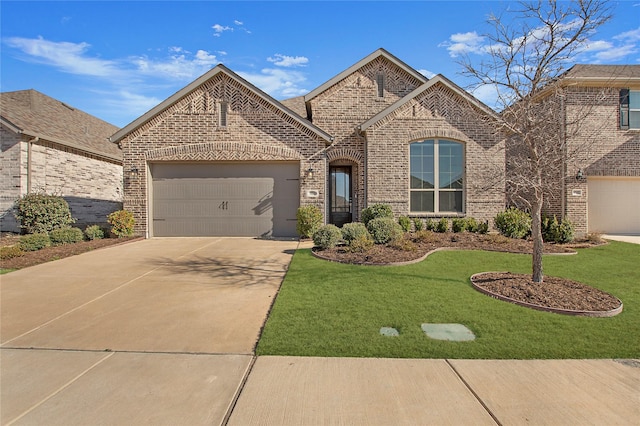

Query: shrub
[477,220,490,234]
[84,225,105,241]
[415,229,436,243]
[542,215,574,244]
[108,210,135,238]
[412,218,424,232]
[398,216,411,232]
[494,208,531,239]
[434,218,449,233]
[451,218,467,233]
[14,193,75,234]
[0,245,24,260]
[348,233,374,253]
[367,217,403,244]
[465,217,479,233]
[425,218,436,231]
[296,205,323,238]
[19,233,51,251]
[49,227,84,245]
[341,222,370,244]
[361,204,393,226]
[389,235,416,252]
[312,224,342,249]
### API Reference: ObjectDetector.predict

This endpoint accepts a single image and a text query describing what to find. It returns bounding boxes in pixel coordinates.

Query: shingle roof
[0,89,121,162]
[564,64,640,79]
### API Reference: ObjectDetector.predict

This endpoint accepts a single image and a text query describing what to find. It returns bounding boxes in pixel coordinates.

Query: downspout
[356,126,367,217]
[26,136,39,194]
[560,93,567,220]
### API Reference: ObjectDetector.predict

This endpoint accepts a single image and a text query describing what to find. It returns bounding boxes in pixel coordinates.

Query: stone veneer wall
[119,72,327,236]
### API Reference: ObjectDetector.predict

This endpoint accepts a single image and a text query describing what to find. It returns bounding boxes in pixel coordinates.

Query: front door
[330,166,352,227]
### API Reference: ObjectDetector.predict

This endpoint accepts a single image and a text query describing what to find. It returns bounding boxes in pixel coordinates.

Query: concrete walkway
[1,237,639,425]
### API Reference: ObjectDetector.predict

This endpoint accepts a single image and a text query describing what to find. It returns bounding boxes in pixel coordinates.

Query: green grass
[257,241,640,359]
[0,268,16,275]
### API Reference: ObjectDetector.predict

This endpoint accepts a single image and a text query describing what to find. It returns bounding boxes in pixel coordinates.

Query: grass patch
[257,241,640,359]
[0,268,16,275]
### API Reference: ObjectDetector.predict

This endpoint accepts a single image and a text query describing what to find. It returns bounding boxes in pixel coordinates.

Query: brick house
[111,48,506,238]
[506,65,640,236]
[1,89,123,232]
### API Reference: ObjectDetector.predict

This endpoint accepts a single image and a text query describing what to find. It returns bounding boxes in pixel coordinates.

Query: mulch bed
[311,232,620,315]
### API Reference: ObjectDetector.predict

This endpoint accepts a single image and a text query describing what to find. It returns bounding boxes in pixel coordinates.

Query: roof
[359,74,499,132]
[0,89,121,162]
[563,64,640,80]
[280,96,307,118]
[304,48,429,102]
[110,64,333,144]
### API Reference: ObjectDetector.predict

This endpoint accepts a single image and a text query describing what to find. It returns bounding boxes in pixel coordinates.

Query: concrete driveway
[0,237,298,425]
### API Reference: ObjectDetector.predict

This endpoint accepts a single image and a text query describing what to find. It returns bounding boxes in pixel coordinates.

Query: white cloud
[582,40,613,52]
[212,24,233,37]
[417,68,436,79]
[234,20,243,26]
[614,27,640,42]
[439,31,486,58]
[593,45,638,62]
[267,54,308,67]
[470,84,501,110]
[131,48,219,80]
[238,68,308,98]
[3,36,121,77]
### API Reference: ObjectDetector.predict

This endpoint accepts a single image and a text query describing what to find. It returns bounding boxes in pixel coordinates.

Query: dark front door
[330,166,352,227]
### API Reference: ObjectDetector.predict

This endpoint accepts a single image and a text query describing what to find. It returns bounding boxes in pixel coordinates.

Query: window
[376,74,384,98]
[219,101,228,127]
[410,139,464,213]
[620,89,640,130]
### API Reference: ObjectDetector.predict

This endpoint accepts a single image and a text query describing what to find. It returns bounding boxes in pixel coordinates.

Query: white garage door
[588,177,640,235]
[151,162,300,237]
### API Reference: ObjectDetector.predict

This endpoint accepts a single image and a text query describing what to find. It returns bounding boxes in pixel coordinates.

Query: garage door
[588,177,640,235]
[151,162,300,237]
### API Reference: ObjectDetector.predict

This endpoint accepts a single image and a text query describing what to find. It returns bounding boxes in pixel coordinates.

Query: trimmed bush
[49,227,84,245]
[494,208,532,239]
[389,236,416,252]
[348,233,374,253]
[108,210,135,238]
[477,220,490,234]
[451,218,467,233]
[434,218,449,233]
[465,217,479,233]
[425,218,436,231]
[14,193,75,234]
[412,218,424,232]
[367,217,403,244]
[415,229,436,243]
[361,204,393,226]
[19,233,51,251]
[84,225,105,241]
[313,224,342,249]
[341,222,370,244]
[296,205,323,238]
[542,215,574,244]
[398,216,411,232]
[0,245,24,260]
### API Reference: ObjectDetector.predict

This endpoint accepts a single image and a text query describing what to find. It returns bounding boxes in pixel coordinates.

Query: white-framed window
[410,139,464,213]
[620,89,640,130]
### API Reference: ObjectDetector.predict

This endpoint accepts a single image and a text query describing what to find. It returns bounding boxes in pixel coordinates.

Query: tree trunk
[531,196,544,283]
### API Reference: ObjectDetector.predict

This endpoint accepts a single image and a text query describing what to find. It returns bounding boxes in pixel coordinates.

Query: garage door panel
[151,163,299,237]
[588,177,640,235]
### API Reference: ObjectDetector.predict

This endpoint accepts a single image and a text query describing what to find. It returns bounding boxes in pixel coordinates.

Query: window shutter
[620,89,629,130]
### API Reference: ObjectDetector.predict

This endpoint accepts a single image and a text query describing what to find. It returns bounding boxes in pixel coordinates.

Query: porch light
[129,167,139,178]
[306,168,314,179]
[576,169,584,179]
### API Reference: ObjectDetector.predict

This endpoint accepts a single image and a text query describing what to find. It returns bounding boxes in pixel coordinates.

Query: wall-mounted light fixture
[129,167,139,178]
[576,169,584,180]
[306,168,314,179]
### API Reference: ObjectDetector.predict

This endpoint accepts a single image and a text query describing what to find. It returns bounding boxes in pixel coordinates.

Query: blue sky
[2,1,639,127]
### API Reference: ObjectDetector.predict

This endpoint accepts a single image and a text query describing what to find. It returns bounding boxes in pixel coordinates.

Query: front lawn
[257,241,640,359]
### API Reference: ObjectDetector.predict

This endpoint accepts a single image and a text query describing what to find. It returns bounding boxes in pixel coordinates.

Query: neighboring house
[0,89,123,232]
[507,65,640,236]
[111,48,505,238]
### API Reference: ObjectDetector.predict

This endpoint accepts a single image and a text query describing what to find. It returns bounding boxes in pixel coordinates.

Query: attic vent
[376,74,384,98]
[219,101,228,127]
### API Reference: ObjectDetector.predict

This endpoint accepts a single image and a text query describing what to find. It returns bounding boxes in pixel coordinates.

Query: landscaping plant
[296,205,323,238]
[398,216,411,232]
[367,217,403,244]
[361,204,393,227]
[312,224,342,249]
[19,233,51,251]
[84,225,105,240]
[494,208,531,239]
[341,222,370,244]
[451,218,467,233]
[49,227,85,245]
[14,192,75,234]
[412,218,424,232]
[434,218,449,233]
[107,209,135,238]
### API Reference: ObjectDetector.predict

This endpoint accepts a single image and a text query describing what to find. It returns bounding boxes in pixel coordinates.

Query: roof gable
[110,65,332,144]
[304,48,429,103]
[0,89,121,161]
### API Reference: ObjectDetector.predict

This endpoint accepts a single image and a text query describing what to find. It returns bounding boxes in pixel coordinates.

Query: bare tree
[459,0,612,283]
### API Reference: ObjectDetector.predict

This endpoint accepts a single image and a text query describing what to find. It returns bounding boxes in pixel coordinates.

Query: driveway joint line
[445,359,503,426]
[0,346,253,356]
[221,355,258,426]
[5,352,115,426]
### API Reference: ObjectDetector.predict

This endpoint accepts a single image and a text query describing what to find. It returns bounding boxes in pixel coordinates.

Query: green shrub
[412,218,424,232]
[542,215,574,244]
[415,229,436,243]
[434,218,449,233]
[348,233,374,253]
[84,225,105,241]
[425,218,436,231]
[465,217,479,233]
[19,233,51,251]
[477,220,490,234]
[14,193,75,234]
[108,210,135,238]
[361,204,393,226]
[367,217,403,244]
[389,236,417,252]
[296,205,323,238]
[398,216,411,232]
[313,224,343,249]
[451,218,467,233]
[341,222,370,244]
[0,245,24,260]
[494,208,532,239]
[49,227,84,245]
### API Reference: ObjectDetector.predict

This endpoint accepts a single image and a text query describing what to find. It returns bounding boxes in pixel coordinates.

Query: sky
[2,0,639,127]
